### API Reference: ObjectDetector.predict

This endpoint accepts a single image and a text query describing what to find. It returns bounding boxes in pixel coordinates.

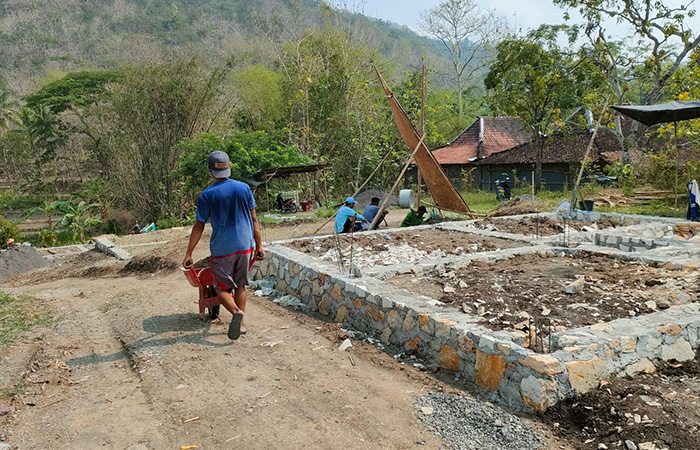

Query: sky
[359,0,700,39]
[361,0,580,34]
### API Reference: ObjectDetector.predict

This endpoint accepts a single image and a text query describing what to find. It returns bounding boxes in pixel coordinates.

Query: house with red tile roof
[428,116,531,188]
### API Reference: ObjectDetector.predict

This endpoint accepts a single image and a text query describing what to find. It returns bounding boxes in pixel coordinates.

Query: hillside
[0,0,446,95]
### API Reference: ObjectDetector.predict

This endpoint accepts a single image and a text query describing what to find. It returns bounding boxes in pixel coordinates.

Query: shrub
[0,216,20,248]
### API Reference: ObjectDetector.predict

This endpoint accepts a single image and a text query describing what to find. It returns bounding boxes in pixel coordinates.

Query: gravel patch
[0,246,51,282]
[416,392,544,450]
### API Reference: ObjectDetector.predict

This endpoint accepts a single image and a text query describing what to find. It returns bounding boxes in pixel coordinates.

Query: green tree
[108,57,233,220]
[554,0,700,163]
[173,131,314,212]
[229,66,284,131]
[485,33,602,191]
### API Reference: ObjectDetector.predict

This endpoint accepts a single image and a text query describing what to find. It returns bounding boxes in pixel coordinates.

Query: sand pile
[0,246,51,282]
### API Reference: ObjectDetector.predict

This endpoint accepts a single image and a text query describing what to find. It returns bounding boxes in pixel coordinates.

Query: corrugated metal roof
[433,116,530,165]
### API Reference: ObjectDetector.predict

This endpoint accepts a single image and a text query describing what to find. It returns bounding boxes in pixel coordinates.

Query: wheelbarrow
[181,265,221,320]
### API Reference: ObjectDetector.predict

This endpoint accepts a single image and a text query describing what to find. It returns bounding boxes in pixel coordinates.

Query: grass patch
[595,200,686,218]
[0,190,42,211]
[0,290,52,348]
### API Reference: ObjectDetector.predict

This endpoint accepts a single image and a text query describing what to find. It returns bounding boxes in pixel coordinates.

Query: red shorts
[210,248,255,292]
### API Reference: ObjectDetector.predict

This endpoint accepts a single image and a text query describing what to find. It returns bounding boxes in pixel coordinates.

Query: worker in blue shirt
[334,197,367,233]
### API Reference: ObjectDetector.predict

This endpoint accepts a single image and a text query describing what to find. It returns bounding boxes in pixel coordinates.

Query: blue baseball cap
[346,197,356,204]
[208,151,231,178]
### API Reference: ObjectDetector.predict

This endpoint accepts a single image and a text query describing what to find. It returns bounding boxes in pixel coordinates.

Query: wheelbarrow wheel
[207,305,220,320]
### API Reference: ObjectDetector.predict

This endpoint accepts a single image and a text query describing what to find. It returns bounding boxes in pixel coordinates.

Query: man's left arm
[251,208,264,260]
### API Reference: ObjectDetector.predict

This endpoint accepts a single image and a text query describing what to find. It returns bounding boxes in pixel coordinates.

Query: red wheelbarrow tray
[181,265,222,319]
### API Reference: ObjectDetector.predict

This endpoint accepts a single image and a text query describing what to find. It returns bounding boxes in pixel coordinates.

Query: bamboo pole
[572,95,613,208]
[310,145,397,236]
[418,65,425,209]
[369,135,426,231]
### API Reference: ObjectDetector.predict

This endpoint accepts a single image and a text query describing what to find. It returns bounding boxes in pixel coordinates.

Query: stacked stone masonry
[252,211,700,412]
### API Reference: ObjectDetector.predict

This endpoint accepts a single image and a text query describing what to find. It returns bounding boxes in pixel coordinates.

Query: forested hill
[0,0,443,94]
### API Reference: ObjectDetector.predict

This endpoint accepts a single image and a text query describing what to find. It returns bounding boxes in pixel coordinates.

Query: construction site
[2,66,700,450]
[0,204,698,450]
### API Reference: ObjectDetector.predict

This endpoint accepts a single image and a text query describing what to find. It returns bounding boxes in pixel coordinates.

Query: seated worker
[334,197,367,233]
[362,197,388,230]
[400,205,427,227]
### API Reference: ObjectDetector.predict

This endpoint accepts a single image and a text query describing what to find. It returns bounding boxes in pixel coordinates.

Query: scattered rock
[625,440,638,450]
[338,339,353,351]
[417,392,542,450]
[656,298,672,309]
[443,285,456,293]
[565,276,585,295]
[644,300,658,311]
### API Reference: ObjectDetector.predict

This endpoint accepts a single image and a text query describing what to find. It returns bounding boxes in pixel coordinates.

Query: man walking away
[362,197,388,230]
[183,151,264,340]
[334,197,367,233]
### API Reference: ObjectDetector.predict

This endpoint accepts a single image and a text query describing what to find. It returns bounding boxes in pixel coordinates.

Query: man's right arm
[183,220,205,267]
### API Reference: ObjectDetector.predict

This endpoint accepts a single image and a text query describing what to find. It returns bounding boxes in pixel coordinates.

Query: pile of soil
[262,218,316,229]
[543,359,700,449]
[0,246,51,282]
[388,253,698,332]
[353,188,398,209]
[488,197,540,217]
[472,216,617,236]
[118,256,178,276]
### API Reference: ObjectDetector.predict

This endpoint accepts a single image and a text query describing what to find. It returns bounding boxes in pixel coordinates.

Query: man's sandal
[228,312,244,340]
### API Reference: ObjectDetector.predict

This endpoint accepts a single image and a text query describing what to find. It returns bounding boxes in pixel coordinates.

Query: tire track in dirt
[3,269,447,449]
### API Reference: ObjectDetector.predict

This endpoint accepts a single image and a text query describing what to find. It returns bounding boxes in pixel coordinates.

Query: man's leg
[234,285,247,332]
[216,289,241,315]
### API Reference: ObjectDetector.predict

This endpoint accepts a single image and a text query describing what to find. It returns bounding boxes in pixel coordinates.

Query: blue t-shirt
[334,205,366,233]
[196,179,256,257]
[362,204,380,222]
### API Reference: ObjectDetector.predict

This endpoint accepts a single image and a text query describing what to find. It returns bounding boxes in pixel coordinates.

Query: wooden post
[572,95,613,208]
[674,120,679,210]
[310,146,399,236]
[370,135,426,231]
[417,65,425,208]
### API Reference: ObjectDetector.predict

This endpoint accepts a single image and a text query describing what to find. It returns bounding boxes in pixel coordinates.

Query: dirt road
[0,224,571,450]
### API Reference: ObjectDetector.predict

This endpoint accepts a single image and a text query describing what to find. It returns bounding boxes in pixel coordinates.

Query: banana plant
[53,201,101,243]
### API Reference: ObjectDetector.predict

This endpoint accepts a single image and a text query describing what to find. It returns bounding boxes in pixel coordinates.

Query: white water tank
[398,189,415,209]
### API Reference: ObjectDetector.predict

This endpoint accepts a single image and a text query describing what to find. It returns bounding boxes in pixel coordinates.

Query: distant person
[362,197,388,230]
[500,180,511,200]
[334,197,367,233]
[400,205,427,227]
[183,150,264,341]
[6,238,17,249]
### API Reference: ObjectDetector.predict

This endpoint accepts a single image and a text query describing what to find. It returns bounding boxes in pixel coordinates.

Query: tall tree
[554,0,700,162]
[419,0,505,123]
[485,32,603,192]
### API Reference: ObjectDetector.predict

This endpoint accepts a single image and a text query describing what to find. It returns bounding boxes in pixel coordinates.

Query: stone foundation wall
[251,241,700,413]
